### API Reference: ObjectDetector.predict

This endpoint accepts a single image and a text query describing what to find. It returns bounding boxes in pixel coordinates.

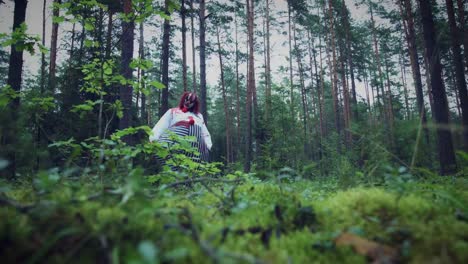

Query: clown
[150,92,212,163]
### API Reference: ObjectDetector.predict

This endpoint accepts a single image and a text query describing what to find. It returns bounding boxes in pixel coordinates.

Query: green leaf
[113,100,124,119]
[84,39,94,48]
[48,138,76,148]
[104,65,112,75]
[38,44,49,54]
[149,81,166,90]
[52,16,65,24]
[84,22,94,31]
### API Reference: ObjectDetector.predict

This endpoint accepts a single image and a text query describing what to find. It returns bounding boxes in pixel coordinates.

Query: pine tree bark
[264,0,271,121]
[216,25,231,163]
[49,0,61,93]
[384,55,395,147]
[245,0,255,172]
[190,0,197,93]
[287,1,294,117]
[445,0,468,151]
[369,4,386,123]
[397,0,430,144]
[199,0,207,123]
[364,69,373,122]
[293,21,308,146]
[308,29,323,140]
[105,11,113,59]
[37,0,46,170]
[317,6,326,137]
[160,0,171,117]
[400,50,411,120]
[456,0,467,73]
[139,21,147,124]
[327,0,341,137]
[181,0,187,92]
[119,0,135,137]
[235,12,241,162]
[341,0,358,120]
[4,0,28,178]
[41,0,46,94]
[417,0,457,175]
[339,38,351,146]
[70,22,75,61]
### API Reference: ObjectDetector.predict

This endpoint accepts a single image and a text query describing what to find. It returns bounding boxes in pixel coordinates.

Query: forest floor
[1,171,467,263]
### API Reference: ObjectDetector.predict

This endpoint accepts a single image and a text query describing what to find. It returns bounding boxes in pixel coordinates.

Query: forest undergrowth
[1,128,467,264]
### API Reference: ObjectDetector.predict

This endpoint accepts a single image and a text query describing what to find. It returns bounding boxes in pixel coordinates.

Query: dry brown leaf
[335,232,399,264]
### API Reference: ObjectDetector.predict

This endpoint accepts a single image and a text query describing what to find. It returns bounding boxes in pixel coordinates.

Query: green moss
[1,178,467,263]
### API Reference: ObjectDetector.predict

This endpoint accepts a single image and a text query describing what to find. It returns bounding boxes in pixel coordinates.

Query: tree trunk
[49,0,61,93]
[181,0,187,92]
[139,22,147,124]
[102,11,115,136]
[367,57,377,124]
[37,0,46,170]
[245,0,255,172]
[339,37,351,146]
[418,0,457,175]
[384,55,395,148]
[119,0,135,138]
[199,0,207,123]
[327,0,341,138]
[293,21,308,148]
[317,6,326,137]
[400,50,411,120]
[341,0,358,120]
[370,4,387,124]
[160,0,171,117]
[70,22,75,61]
[190,0,197,93]
[456,0,468,73]
[216,25,231,163]
[364,69,373,123]
[446,0,468,151]
[3,0,28,177]
[454,73,462,117]
[288,2,294,117]
[264,0,271,121]
[308,29,323,140]
[41,0,46,94]
[235,12,241,162]
[105,11,113,59]
[398,0,430,144]
[95,8,104,58]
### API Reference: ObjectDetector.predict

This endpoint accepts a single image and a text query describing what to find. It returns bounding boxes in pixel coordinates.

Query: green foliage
[0,85,20,109]
[0,23,47,55]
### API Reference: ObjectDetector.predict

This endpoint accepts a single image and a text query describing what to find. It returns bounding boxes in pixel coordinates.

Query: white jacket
[149,108,213,150]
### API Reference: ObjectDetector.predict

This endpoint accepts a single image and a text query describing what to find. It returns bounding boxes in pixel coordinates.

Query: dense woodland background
[0,0,467,263]
[0,0,467,176]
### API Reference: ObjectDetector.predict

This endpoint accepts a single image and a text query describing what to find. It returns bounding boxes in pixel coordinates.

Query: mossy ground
[1,176,467,263]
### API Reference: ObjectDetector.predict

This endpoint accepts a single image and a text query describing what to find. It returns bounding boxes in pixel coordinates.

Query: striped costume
[150,108,212,168]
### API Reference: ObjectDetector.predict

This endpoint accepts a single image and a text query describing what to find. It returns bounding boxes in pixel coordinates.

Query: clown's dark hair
[178,91,200,113]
